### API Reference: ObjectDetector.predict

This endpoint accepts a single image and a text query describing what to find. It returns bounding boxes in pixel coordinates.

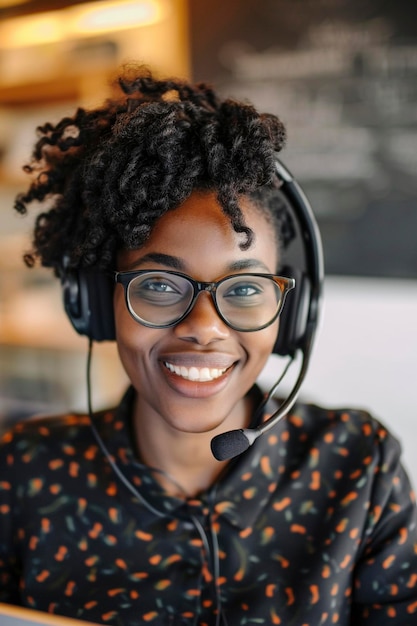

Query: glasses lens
[127,272,194,326]
[217,275,283,330]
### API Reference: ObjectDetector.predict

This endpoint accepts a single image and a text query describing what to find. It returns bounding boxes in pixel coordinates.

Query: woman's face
[114,191,280,436]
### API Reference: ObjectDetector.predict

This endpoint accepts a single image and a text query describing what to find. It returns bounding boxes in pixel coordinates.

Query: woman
[1,66,416,625]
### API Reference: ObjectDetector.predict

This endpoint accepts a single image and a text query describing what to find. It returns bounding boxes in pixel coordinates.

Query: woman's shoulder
[297,401,392,435]
[0,409,121,491]
[283,400,401,464]
[0,407,117,454]
[293,401,389,431]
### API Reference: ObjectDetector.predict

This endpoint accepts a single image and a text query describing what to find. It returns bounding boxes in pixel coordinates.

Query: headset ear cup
[84,271,116,341]
[61,269,115,341]
[273,266,311,357]
[62,268,86,335]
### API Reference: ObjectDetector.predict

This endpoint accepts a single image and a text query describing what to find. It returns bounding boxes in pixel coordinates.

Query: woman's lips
[160,357,237,398]
[164,362,228,382]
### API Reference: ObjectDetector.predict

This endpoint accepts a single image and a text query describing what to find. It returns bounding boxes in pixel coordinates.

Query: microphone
[211,427,260,461]
[210,326,314,461]
[210,385,300,461]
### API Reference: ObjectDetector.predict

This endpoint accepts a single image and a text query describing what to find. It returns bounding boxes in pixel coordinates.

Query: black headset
[60,158,324,358]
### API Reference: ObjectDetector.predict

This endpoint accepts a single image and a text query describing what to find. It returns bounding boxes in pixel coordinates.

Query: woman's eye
[225,284,261,298]
[143,280,176,293]
[131,276,188,307]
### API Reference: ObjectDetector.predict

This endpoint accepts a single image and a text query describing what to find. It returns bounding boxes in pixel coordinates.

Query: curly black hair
[15,65,290,273]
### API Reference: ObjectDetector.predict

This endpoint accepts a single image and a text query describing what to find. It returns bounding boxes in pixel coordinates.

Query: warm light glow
[73,0,164,35]
[0,13,64,48]
[0,0,167,49]
[0,0,30,6]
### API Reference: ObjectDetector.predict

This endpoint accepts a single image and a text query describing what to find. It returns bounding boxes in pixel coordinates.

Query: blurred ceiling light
[73,0,164,35]
[0,0,31,6]
[0,12,64,47]
[0,0,167,49]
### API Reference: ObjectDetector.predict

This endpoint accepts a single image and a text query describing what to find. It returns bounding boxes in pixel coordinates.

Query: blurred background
[0,0,416,482]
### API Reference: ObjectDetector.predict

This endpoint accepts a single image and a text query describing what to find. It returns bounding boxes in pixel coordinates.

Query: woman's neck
[131,392,255,498]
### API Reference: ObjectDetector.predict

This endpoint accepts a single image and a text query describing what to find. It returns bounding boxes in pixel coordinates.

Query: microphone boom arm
[210,322,315,461]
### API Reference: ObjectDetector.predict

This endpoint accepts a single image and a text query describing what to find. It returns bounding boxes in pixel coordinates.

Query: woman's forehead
[117,190,279,273]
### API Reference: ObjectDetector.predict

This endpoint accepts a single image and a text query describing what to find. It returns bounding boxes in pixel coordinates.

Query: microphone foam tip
[210,429,251,461]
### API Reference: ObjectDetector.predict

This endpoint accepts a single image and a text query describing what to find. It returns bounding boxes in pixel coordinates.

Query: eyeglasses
[114,270,295,332]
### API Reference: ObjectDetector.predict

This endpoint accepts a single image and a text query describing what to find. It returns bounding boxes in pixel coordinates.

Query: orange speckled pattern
[0,387,416,625]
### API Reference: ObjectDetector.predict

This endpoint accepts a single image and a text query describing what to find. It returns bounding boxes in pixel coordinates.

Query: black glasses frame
[114,269,295,332]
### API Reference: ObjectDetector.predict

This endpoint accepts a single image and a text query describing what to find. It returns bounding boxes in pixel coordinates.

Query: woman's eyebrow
[126,252,185,270]
[228,259,271,272]
[126,254,271,273]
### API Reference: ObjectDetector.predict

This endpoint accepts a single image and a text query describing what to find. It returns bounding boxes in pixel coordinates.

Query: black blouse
[1,387,416,625]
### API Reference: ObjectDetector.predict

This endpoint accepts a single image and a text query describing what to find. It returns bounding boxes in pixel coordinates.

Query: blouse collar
[94,386,288,530]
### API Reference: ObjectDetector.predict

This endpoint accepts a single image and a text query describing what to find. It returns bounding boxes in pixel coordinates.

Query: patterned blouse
[0,386,416,626]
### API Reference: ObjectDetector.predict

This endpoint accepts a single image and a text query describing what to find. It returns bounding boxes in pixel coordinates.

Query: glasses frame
[114,269,295,332]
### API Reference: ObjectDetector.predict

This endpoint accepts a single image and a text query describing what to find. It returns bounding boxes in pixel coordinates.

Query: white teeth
[164,362,227,382]
[189,367,200,381]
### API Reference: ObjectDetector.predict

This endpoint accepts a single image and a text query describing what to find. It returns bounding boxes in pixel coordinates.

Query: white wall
[260,276,417,488]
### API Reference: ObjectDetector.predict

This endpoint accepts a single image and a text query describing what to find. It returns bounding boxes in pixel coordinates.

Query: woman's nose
[173,292,230,345]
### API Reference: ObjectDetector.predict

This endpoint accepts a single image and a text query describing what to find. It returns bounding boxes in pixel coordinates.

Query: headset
[59,158,324,460]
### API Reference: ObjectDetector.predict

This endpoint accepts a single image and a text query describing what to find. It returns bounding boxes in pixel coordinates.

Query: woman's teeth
[164,362,227,382]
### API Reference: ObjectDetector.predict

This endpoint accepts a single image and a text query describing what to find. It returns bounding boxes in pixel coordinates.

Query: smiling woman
[0,64,416,626]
